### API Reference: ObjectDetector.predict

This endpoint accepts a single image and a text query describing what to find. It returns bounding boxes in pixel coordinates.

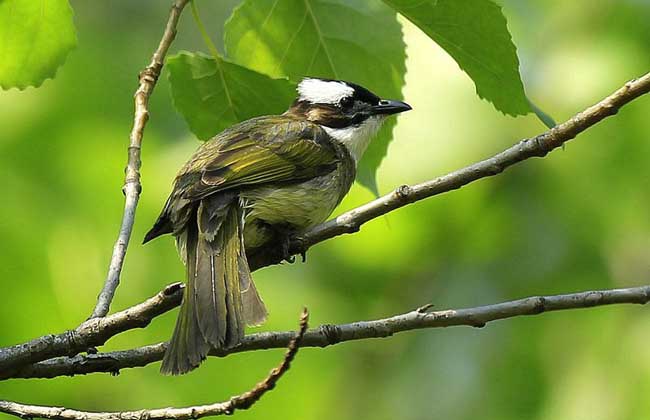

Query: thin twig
[0,284,184,379]
[9,285,650,380]
[90,0,190,319]
[249,72,650,270]
[0,310,310,420]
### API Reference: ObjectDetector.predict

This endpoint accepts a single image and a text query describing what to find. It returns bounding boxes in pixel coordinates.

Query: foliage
[382,0,530,116]
[168,52,296,139]
[0,0,76,90]
[1,0,649,419]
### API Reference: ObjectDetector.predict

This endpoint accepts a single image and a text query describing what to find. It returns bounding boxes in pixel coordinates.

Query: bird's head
[286,78,411,163]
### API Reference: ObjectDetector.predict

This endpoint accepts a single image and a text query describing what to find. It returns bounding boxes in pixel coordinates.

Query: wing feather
[177,116,339,201]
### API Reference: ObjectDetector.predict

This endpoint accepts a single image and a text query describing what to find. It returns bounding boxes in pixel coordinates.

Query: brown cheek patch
[286,102,350,128]
[307,107,348,128]
[306,107,329,121]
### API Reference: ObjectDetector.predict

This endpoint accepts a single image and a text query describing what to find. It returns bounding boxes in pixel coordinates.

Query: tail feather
[160,195,267,375]
[223,213,245,346]
[194,233,228,347]
[160,224,210,375]
[239,246,268,326]
[195,203,243,348]
[236,197,267,326]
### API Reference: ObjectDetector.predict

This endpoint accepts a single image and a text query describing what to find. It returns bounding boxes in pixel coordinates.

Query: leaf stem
[190,0,220,60]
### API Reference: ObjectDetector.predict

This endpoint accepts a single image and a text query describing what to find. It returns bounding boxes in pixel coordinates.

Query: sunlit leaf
[167,51,296,141]
[224,0,407,193]
[0,0,77,90]
[382,0,530,116]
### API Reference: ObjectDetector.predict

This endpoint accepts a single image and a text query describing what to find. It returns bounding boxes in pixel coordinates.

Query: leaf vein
[273,8,309,76]
[303,0,338,77]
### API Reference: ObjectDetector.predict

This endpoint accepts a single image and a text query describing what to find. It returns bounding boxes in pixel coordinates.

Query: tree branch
[89,0,190,319]
[0,310,310,420]
[9,285,650,380]
[0,284,183,379]
[249,71,650,270]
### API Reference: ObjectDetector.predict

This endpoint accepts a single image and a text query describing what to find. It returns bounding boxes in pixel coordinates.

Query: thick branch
[0,310,309,420]
[249,72,650,270]
[11,285,650,379]
[90,0,190,319]
[0,284,183,379]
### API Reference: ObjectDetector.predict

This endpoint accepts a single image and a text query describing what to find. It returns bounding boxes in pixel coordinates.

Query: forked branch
[0,284,183,379]
[0,310,310,420]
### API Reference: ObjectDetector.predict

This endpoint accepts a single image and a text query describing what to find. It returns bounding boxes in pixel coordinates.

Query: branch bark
[0,310,310,420]
[9,285,650,380]
[0,284,183,379]
[89,0,190,319]
[249,71,650,270]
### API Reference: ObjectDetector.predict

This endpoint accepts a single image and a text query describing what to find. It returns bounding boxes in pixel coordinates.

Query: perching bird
[144,78,411,375]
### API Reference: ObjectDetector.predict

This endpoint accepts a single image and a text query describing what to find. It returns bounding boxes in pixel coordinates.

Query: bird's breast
[240,168,349,249]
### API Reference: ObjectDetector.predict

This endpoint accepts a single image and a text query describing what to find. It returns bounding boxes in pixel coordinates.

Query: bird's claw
[276,230,307,264]
[279,234,296,264]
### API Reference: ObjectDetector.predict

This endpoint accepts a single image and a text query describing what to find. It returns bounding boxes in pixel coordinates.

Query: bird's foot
[281,238,308,264]
[265,225,308,265]
[280,235,296,264]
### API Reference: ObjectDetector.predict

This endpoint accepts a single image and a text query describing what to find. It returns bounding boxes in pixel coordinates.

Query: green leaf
[382,0,530,116]
[224,0,407,193]
[167,51,296,141]
[0,0,77,90]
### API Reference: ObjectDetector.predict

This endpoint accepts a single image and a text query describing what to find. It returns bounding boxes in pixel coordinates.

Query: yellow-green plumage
[145,114,355,375]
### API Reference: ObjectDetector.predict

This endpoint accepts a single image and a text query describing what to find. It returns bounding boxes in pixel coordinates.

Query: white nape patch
[323,116,385,163]
[298,78,354,104]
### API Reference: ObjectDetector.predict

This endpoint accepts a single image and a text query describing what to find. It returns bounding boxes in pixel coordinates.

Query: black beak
[372,99,412,115]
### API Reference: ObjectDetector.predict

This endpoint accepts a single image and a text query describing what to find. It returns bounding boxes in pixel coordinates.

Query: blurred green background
[1,1,649,419]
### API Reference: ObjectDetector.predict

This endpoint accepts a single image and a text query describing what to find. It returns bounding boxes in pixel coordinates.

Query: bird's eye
[340,96,353,109]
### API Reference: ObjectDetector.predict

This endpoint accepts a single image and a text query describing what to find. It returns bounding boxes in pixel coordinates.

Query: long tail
[160,196,267,375]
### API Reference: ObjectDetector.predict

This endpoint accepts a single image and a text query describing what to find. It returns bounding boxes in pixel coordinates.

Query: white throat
[322,116,385,164]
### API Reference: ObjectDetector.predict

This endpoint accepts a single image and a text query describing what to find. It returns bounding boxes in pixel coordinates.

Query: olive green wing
[179,117,339,200]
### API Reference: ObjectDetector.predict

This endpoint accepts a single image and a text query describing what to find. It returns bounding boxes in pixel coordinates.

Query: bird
[143,77,411,375]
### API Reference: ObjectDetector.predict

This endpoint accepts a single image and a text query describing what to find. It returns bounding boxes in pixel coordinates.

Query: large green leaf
[224,0,407,193]
[167,51,296,141]
[382,0,530,116]
[0,0,76,90]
